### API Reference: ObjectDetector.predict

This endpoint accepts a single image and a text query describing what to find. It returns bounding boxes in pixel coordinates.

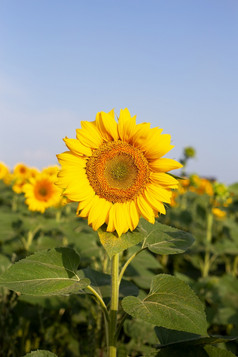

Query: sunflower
[0,162,10,181]
[57,109,182,236]
[13,163,30,178]
[212,207,226,219]
[12,178,27,194]
[42,165,60,176]
[29,167,40,178]
[23,173,63,213]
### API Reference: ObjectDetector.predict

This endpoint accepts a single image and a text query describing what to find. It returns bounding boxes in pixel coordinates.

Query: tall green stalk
[108,253,120,357]
[202,210,213,278]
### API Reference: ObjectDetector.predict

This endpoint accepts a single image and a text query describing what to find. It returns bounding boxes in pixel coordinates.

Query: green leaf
[204,345,237,357]
[155,326,237,348]
[121,274,207,335]
[0,247,90,296]
[155,326,200,346]
[98,226,144,258]
[0,211,22,241]
[78,267,139,299]
[228,182,238,195]
[155,345,208,357]
[98,219,194,258]
[23,350,58,357]
[140,219,194,255]
[152,345,237,357]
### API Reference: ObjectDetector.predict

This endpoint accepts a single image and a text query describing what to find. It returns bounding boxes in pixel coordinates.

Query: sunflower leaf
[204,345,237,357]
[149,345,237,357]
[0,247,90,296]
[121,274,208,336]
[98,219,194,258]
[154,326,238,348]
[140,219,195,255]
[23,351,58,357]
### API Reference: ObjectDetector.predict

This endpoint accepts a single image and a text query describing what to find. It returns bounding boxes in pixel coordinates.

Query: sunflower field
[0,112,238,357]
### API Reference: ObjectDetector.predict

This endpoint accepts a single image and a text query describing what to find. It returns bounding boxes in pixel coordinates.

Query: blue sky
[0,0,237,184]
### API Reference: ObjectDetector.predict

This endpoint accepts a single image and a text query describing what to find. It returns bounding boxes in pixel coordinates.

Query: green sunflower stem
[56,209,62,222]
[86,285,109,349]
[118,247,146,285]
[108,253,120,357]
[202,210,213,278]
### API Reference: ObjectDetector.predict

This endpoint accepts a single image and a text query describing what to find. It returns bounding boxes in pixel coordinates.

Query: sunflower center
[20,167,26,174]
[110,161,129,180]
[34,180,53,201]
[39,187,48,196]
[86,141,150,203]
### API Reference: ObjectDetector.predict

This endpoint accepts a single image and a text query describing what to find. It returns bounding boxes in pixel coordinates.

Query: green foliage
[124,247,162,289]
[78,267,139,299]
[122,274,207,335]
[98,226,145,258]
[155,326,237,347]
[151,345,237,357]
[98,218,194,258]
[0,248,90,296]
[24,351,58,357]
[141,219,194,255]
[0,179,238,356]
[228,182,238,195]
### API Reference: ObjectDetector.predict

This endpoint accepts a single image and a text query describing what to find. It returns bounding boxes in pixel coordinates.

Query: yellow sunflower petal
[146,183,172,203]
[106,204,116,232]
[56,167,88,190]
[57,167,86,181]
[113,203,129,237]
[131,122,152,147]
[63,137,92,156]
[57,151,87,168]
[77,196,94,215]
[150,172,179,188]
[149,158,183,172]
[96,110,119,141]
[144,186,166,214]
[88,196,112,231]
[76,121,103,149]
[118,108,136,143]
[63,180,95,202]
[136,195,155,224]
[145,133,174,160]
[132,123,174,160]
[128,200,140,231]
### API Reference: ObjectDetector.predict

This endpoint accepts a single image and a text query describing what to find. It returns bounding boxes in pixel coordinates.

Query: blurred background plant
[0,149,237,356]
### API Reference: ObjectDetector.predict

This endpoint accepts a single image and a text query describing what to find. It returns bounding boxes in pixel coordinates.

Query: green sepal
[98,226,144,259]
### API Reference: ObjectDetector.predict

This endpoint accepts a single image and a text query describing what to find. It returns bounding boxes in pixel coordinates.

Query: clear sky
[0,0,237,184]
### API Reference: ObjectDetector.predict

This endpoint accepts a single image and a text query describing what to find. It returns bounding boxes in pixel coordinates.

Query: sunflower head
[13,163,30,178]
[212,207,227,219]
[57,108,182,236]
[23,173,63,213]
[0,162,10,180]
[42,165,60,177]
